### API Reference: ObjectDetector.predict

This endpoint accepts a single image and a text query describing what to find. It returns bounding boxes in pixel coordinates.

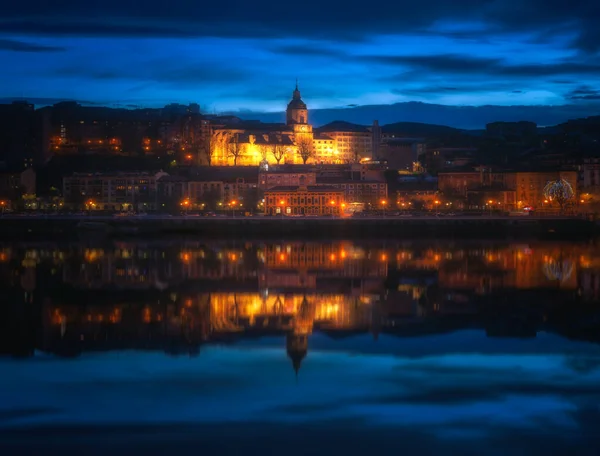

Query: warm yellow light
[381,254,388,262]
[280,200,285,205]
[434,200,440,205]
[488,200,493,204]
[341,203,346,208]
[186,154,193,159]
[330,254,336,261]
[381,200,387,205]
[340,250,346,259]
[279,253,286,261]
[330,200,335,205]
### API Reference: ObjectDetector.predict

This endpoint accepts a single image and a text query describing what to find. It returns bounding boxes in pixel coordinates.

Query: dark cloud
[394,84,524,96]
[1,1,599,52]
[375,54,600,79]
[53,63,252,86]
[568,85,600,101]
[0,38,65,52]
[270,44,345,58]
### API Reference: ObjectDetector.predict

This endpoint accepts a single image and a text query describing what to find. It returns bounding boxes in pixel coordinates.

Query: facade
[580,157,600,189]
[377,138,425,171]
[259,163,387,205]
[210,85,376,166]
[63,172,167,211]
[264,185,344,216]
[515,171,578,210]
[318,180,387,206]
[0,101,49,167]
[437,169,579,211]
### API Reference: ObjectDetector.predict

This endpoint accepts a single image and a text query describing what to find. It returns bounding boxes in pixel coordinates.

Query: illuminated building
[210,84,377,166]
[264,183,344,216]
[259,163,387,206]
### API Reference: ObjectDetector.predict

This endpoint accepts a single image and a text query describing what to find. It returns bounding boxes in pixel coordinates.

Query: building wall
[515,171,578,209]
[320,131,372,163]
[265,189,344,216]
[438,172,484,196]
[63,172,165,211]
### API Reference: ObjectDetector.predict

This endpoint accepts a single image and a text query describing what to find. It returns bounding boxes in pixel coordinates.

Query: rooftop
[265,185,344,193]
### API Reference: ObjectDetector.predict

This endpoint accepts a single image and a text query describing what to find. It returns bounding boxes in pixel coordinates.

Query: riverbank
[0,214,596,240]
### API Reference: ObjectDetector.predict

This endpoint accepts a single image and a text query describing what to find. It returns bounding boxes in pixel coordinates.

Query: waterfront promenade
[0,213,596,239]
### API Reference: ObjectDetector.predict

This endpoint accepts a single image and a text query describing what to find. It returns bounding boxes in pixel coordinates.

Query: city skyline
[1,0,600,128]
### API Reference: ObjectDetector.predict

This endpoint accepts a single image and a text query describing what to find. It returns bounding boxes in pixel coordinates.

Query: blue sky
[1,0,600,125]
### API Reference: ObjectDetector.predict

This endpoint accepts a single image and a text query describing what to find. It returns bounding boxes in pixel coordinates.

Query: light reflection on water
[1,239,600,453]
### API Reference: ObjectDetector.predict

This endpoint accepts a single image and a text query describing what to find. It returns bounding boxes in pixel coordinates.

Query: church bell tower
[286,80,309,126]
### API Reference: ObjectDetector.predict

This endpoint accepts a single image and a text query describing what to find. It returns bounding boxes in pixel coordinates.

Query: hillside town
[1,85,599,216]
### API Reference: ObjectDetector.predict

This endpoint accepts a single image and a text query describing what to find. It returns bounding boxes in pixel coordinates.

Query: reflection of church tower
[286,81,308,126]
[287,295,314,377]
[286,333,308,376]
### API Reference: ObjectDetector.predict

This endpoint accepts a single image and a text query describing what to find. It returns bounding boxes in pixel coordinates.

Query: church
[210,83,340,166]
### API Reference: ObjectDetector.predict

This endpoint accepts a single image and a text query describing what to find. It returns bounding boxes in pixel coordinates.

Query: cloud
[567,85,600,101]
[270,44,346,58]
[1,1,599,52]
[53,63,253,87]
[0,38,65,52]
[394,84,524,96]
[372,54,600,78]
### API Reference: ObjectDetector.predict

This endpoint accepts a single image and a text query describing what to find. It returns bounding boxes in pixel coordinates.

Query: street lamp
[381,199,388,216]
[180,199,191,215]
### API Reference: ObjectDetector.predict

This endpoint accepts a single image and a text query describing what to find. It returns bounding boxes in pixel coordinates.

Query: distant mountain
[381,121,465,137]
[237,101,600,130]
[317,121,370,133]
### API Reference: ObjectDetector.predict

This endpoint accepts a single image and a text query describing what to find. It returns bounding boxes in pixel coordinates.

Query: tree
[544,178,574,213]
[272,141,286,164]
[201,134,215,166]
[296,137,314,164]
[227,133,244,166]
[258,144,269,162]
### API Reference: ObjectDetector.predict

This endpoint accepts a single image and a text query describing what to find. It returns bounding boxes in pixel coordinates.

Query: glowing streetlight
[380,199,387,216]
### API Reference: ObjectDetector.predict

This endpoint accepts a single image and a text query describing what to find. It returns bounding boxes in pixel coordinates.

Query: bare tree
[201,133,215,166]
[258,144,269,162]
[296,136,314,164]
[272,141,286,164]
[227,133,244,166]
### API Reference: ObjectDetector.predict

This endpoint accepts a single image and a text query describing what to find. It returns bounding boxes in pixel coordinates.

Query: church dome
[287,98,307,110]
[287,84,307,110]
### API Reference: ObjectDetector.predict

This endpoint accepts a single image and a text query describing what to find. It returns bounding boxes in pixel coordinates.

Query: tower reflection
[1,240,599,371]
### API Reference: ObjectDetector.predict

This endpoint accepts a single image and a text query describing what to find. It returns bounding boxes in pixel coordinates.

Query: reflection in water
[2,240,600,453]
[1,240,600,365]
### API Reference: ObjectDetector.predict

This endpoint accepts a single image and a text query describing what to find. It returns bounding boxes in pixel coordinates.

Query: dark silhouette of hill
[381,121,465,136]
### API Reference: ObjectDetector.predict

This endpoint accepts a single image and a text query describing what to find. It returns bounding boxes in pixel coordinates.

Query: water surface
[1,239,599,455]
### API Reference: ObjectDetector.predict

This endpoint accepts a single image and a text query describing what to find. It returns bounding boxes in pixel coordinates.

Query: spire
[293,80,301,100]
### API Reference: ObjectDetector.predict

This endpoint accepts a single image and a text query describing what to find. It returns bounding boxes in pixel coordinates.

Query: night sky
[1,1,600,125]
